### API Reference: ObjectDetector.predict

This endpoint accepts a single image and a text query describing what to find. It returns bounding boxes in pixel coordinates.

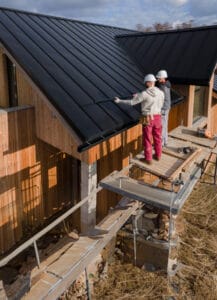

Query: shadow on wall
[0,106,80,255]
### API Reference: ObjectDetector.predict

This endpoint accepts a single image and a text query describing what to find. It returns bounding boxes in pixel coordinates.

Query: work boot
[153,154,160,161]
[140,158,153,165]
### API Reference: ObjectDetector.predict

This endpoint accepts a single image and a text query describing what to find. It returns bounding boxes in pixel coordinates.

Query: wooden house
[116,27,217,134]
[0,6,217,260]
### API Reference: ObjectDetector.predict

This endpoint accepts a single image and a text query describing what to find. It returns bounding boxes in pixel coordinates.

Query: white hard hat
[143,74,156,83]
[156,70,168,79]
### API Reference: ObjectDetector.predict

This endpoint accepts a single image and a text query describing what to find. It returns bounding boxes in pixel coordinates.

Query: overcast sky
[0,0,216,29]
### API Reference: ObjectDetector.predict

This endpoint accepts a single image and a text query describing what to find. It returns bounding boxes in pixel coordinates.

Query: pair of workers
[114,70,171,164]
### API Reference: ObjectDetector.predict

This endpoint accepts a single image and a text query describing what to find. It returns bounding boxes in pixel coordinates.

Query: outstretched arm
[114,93,144,106]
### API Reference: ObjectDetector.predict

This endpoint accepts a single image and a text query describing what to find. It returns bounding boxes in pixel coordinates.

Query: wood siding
[169,100,188,131]
[0,49,9,107]
[15,68,86,162]
[97,125,143,221]
[212,90,217,134]
[170,85,194,129]
[0,107,80,254]
[211,100,217,134]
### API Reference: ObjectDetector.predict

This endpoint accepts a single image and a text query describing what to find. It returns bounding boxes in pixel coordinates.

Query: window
[6,56,18,107]
[193,86,206,120]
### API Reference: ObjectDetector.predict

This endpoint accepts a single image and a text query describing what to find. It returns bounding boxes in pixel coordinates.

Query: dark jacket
[156,80,171,112]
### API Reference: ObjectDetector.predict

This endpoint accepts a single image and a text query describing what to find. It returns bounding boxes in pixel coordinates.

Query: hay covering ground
[93,165,217,299]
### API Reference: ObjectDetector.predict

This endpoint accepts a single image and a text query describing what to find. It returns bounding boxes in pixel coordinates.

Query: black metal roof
[0,7,144,149]
[214,74,217,92]
[0,7,183,151]
[116,26,217,86]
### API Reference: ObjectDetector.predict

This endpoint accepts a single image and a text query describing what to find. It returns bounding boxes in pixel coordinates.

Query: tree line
[135,20,216,32]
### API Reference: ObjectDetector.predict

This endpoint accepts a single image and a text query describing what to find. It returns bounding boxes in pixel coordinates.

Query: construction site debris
[91,163,217,299]
[67,229,79,240]
[0,267,18,285]
[122,206,170,242]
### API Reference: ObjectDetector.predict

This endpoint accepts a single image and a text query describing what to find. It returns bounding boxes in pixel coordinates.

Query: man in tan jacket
[114,74,164,164]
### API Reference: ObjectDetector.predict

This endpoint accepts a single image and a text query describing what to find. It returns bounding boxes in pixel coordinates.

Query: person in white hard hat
[156,70,171,147]
[114,74,164,164]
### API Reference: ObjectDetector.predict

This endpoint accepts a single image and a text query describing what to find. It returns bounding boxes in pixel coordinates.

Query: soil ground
[92,164,217,300]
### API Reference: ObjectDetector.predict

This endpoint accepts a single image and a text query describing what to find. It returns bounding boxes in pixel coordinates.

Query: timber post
[186,85,195,127]
[80,161,97,233]
[206,74,214,132]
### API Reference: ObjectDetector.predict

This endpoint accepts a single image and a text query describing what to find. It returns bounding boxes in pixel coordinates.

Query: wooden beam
[207,74,214,132]
[80,162,97,233]
[0,47,9,107]
[23,198,140,300]
[186,85,195,127]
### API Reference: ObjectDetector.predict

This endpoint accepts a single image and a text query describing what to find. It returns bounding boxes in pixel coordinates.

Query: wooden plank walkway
[100,127,214,214]
[130,125,216,182]
[131,144,202,181]
[23,198,140,300]
[212,145,217,155]
[169,126,216,148]
[131,153,184,180]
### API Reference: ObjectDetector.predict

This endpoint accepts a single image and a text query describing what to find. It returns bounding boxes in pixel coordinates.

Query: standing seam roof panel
[78,22,136,64]
[116,26,217,85]
[168,32,194,77]
[43,18,142,97]
[99,101,137,126]
[0,13,104,141]
[0,8,146,146]
[61,20,144,87]
[140,34,168,68]
[74,21,144,79]
[4,11,96,106]
[12,12,110,104]
[18,13,120,102]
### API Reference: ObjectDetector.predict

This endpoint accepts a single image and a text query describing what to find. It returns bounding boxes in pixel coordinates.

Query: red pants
[143,115,162,161]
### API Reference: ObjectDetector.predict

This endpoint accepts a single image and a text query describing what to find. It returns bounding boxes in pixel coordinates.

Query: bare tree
[136,20,198,32]
[153,22,173,31]
[175,20,194,29]
[136,23,153,32]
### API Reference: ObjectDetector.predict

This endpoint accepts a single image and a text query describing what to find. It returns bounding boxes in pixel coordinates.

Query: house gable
[0,7,142,148]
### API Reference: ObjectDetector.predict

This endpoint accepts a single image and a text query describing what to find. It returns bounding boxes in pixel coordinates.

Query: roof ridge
[0,6,136,32]
[116,23,217,38]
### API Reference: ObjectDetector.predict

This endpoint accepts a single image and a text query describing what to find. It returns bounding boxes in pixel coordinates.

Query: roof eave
[77,120,139,152]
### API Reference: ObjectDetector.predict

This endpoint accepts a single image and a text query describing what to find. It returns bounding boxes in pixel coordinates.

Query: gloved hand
[114,97,121,103]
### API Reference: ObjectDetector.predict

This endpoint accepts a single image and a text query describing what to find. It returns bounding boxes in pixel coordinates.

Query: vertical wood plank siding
[96,124,143,221]
[0,106,80,254]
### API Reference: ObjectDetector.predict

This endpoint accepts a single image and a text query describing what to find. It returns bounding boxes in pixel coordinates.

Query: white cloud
[0,0,216,29]
[166,0,188,6]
